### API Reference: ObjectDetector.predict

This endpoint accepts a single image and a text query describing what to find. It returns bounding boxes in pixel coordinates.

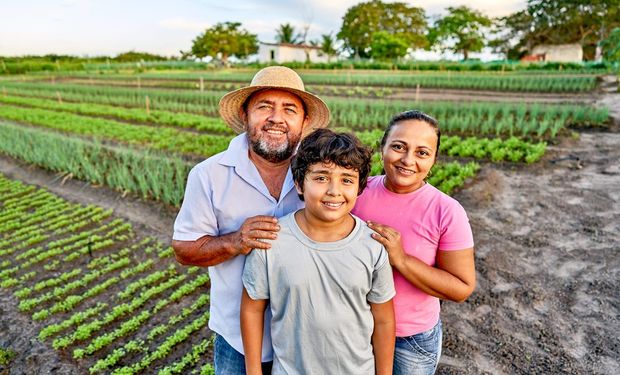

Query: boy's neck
[294,210,356,243]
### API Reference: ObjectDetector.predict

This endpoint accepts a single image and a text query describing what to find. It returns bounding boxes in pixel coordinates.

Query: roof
[259,42,321,50]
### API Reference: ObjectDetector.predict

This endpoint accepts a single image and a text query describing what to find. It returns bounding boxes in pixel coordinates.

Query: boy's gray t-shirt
[243,211,396,374]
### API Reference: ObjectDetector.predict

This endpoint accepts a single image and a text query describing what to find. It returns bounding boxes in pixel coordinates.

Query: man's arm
[370,299,395,375]
[240,288,268,375]
[172,215,280,267]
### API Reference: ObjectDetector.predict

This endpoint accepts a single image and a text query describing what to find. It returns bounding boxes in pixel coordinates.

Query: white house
[257,42,328,64]
[529,44,583,62]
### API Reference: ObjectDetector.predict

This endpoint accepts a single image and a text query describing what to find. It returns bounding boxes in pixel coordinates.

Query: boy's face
[296,162,360,225]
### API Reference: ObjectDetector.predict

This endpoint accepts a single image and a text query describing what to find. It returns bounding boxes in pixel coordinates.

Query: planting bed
[0,69,618,374]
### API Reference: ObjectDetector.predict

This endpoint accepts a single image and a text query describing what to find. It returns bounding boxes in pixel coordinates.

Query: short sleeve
[173,165,219,241]
[367,247,395,304]
[438,200,474,251]
[242,250,270,300]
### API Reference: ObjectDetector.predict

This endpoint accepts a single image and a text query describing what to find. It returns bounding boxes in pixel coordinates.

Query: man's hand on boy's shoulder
[232,215,281,255]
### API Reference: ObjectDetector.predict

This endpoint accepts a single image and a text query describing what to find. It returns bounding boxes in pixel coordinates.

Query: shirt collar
[219,132,296,203]
[219,133,249,167]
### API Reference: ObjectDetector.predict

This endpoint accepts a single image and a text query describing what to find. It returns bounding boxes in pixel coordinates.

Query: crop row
[89,293,209,373]
[0,93,549,164]
[358,130,547,163]
[56,70,599,93]
[0,94,232,135]
[0,103,233,156]
[61,76,397,99]
[368,153,480,195]
[0,220,131,284]
[0,121,191,205]
[1,120,480,211]
[0,174,216,372]
[1,81,224,115]
[73,273,210,360]
[2,81,608,137]
[181,70,598,92]
[0,202,113,260]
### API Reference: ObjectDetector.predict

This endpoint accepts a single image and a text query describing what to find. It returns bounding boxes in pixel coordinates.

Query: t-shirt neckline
[287,211,362,251]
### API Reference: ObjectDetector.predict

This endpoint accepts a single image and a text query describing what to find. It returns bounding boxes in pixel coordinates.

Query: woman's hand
[367,221,476,302]
[367,221,406,269]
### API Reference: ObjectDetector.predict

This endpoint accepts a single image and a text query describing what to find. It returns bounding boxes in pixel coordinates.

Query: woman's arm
[370,299,395,375]
[240,288,268,375]
[367,222,475,302]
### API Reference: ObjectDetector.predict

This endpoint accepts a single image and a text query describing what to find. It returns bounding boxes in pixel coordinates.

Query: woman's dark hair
[380,110,441,158]
[292,129,372,201]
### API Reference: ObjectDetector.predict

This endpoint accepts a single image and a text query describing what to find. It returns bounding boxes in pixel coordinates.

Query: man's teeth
[265,129,285,134]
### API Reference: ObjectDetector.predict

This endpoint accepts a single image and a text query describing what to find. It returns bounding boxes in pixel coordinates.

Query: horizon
[1,0,527,59]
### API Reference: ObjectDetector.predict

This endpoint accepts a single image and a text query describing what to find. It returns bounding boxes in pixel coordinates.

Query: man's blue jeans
[393,320,443,375]
[214,334,272,374]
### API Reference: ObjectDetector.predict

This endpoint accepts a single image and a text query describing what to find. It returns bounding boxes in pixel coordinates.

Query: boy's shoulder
[265,212,299,249]
[351,214,385,252]
[276,211,298,236]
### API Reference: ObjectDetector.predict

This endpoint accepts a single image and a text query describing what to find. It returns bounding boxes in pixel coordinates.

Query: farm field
[0,67,619,374]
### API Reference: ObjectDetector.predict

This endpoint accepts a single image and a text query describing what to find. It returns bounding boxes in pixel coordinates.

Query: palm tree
[320,33,337,62]
[276,23,301,44]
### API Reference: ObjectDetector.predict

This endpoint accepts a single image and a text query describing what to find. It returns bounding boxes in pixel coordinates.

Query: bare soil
[1,86,619,374]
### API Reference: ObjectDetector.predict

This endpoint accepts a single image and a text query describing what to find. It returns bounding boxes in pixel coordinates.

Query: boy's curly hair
[292,129,372,201]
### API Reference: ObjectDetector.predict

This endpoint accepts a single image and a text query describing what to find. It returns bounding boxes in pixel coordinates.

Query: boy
[241,129,395,374]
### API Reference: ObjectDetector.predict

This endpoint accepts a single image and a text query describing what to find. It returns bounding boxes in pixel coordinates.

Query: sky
[0,0,527,58]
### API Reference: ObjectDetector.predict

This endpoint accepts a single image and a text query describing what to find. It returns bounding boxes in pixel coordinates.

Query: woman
[352,110,476,375]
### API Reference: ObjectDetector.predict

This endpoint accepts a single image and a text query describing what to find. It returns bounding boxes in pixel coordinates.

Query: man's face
[243,89,308,163]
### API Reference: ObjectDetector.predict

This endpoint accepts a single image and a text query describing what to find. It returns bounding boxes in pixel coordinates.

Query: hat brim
[218,86,331,136]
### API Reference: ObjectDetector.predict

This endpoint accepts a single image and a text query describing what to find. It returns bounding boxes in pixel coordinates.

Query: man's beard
[248,127,301,163]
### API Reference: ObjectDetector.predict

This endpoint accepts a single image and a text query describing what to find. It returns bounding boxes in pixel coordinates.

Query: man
[172,66,330,374]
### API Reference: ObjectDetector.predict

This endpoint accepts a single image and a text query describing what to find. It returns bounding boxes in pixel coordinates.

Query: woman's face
[381,119,438,194]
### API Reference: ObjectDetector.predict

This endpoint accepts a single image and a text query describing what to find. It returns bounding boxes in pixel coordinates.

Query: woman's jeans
[214,334,272,375]
[393,320,443,375]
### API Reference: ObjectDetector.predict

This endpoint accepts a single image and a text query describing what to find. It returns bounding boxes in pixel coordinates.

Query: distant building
[257,42,328,64]
[521,44,583,63]
[520,54,545,62]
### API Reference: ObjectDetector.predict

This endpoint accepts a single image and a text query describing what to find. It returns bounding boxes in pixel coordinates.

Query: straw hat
[218,66,330,135]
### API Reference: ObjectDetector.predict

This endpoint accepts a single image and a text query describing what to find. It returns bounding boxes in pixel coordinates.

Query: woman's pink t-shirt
[352,176,474,336]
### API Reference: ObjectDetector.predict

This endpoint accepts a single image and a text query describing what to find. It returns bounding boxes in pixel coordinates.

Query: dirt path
[1,89,618,374]
[388,87,599,104]
[438,89,620,374]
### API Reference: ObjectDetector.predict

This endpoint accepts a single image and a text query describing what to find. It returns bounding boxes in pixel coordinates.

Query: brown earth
[0,83,619,374]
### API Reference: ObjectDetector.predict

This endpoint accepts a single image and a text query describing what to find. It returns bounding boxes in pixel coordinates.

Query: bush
[0,347,17,366]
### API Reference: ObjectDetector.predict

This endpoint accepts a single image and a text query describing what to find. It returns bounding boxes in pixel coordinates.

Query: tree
[275,23,301,44]
[430,6,492,60]
[320,33,338,62]
[499,0,620,60]
[114,51,169,62]
[337,0,427,58]
[600,27,620,61]
[488,10,534,60]
[370,32,410,60]
[529,0,620,60]
[189,22,257,66]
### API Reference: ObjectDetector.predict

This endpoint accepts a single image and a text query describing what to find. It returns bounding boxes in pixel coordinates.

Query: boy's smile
[295,162,360,241]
